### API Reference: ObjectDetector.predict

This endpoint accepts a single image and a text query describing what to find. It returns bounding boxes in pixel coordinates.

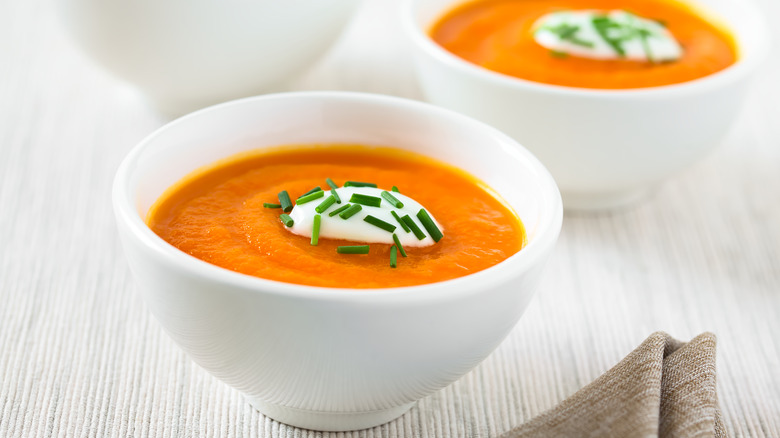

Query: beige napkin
[501,332,725,438]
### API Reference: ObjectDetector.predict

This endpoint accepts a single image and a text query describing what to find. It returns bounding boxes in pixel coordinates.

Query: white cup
[59,0,362,115]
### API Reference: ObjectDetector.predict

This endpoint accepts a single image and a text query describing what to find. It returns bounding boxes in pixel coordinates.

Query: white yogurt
[534,10,683,62]
[287,187,442,247]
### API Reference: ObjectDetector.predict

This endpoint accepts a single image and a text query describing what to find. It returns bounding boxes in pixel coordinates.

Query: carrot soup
[147,145,526,288]
[429,0,738,89]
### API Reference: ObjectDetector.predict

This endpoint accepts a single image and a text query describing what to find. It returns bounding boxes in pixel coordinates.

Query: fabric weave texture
[502,333,723,438]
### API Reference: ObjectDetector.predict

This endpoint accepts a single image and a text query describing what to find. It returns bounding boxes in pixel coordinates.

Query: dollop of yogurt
[287,187,442,247]
[533,10,682,62]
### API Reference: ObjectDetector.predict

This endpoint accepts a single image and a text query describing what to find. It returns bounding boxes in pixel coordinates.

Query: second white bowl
[403,0,768,210]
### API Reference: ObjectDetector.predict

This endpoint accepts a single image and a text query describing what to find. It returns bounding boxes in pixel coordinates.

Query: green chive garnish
[331,189,342,204]
[337,245,369,254]
[401,215,426,240]
[263,203,281,209]
[392,233,407,257]
[416,209,443,242]
[391,211,410,233]
[637,27,655,63]
[311,214,321,246]
[278,191,293,213]
[339,204,362,220]
[390,245,398,268]
[363,215,396,233]
[344,181,378,188]
[299,187,322,198]
[592,16,626,56]
[279,214,294,227]
[329,204,351,217]
[391,186,400,193]
[315,195,336,214]
[326,178,342,204]
[545,23,594,48]
[349,193,382,207]
[296,190,325,205]
[381,191,404,208]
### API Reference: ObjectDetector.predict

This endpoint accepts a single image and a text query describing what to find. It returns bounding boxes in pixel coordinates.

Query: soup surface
[147,145,526,288]
[429,0,738,89]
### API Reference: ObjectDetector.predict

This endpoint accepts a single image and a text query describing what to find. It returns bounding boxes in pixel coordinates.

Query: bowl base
[247,397,416,431]
[562,189,651,212]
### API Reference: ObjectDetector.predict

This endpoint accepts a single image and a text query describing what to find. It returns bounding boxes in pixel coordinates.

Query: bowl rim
[113,91,563,304]
[401,0,770,98]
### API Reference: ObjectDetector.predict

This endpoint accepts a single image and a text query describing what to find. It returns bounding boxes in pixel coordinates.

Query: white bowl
[403,0,769,210]
[59,0,361,116]
[113,92,562,431]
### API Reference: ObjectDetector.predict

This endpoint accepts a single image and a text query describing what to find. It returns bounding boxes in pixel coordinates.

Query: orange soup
[430,0,738,89]
[147,145,526,288]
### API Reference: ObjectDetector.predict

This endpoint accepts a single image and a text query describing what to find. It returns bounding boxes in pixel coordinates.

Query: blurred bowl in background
[59,0,362,116]
[403,0,769,210]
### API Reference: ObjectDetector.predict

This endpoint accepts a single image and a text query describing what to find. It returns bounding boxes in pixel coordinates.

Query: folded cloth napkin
[500,332,725,438]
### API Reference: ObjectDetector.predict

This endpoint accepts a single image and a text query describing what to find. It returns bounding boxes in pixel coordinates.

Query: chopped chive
[296,190,325,205]
[326,178,342,204]
[329,203,351,217]
[390,245,398,268]
[299,186,322,198]
[279,214,294,227]
[337,245,370,254]
[344,181,378,188]
[363,215,396,233]
[263,203,281,209]
[391,186,400,193]
[330,188,341,204]
[549,50,568,59]
[315,195,336,214]
[349,193,382,207]
[339,204,362,220]
[278,191,293,213]
[311,214,321,246]
[391,211,410,233]
[392,234,407,257]
[401,215,426,240]
[637,27,655,63]
[381,191,404,208]
[545,23,594,48]
[592,16,626,57]
[416,209,443,242]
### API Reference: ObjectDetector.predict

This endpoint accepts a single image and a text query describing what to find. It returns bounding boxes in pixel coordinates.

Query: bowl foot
[247,397,416,431]
[562,189,652,212]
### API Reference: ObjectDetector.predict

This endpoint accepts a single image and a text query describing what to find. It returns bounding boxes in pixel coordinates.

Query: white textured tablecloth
[1,0,779,436]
